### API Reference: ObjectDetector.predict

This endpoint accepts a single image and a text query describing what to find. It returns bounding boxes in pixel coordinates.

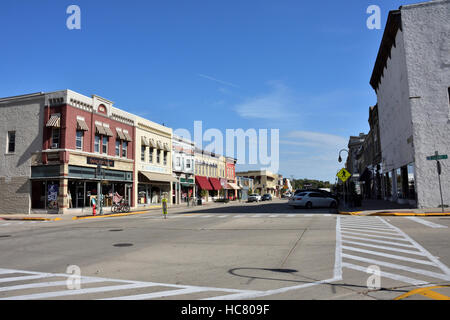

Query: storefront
[138,171,175,206]
[31,164,133,213]
[195,176,213,202]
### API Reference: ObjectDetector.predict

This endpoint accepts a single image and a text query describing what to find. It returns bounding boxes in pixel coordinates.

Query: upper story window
[163,152,167,166]
[7,131,15,153]
[176,157,181,167]
[149,147,154,163]
[76,130,83,150]
[115,140,120,157]
[186,159,191,169]
[51,128,60,149]
[102,136,108,154]
[141,145,146,161]
[122,141,128,158]
[156,149,160,164]
[94,135,100,153]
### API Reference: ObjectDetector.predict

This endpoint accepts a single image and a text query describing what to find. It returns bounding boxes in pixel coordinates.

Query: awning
[139,171,177,183]
[226,182,241,190]
[149,139,157,148]
[156,140,163,150]
[95,124,106,135]
[103,125,114,137]
[196,176,213,191]
[141,136,149,146]
[123,131,133,142]
[208,177,222,191]
[76,119,89,131]
[46,115,60,128]
[116,129,126,140]
[163,143,170,152]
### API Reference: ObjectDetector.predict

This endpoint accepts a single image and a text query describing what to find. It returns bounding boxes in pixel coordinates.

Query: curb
[72,210,160,220]
[0,217,61,222]
[338,210,450,216]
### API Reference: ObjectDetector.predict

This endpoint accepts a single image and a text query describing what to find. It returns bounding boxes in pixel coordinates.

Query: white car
[248,194,261,203]
[288,191,337,209]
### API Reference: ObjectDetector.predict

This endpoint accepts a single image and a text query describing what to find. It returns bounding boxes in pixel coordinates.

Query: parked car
[261,194,273,201]
[288,191,337,209]
[248,194,262,203]
[294,189,339,202]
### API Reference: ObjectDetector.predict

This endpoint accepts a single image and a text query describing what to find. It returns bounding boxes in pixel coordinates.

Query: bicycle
[112,199,130,213]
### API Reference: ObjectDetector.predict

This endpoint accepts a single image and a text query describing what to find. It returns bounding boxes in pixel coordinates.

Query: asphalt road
[0,199,449,300]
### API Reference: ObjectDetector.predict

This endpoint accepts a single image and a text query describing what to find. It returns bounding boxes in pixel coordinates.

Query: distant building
[370,0,450,208]
[236,170,279,197]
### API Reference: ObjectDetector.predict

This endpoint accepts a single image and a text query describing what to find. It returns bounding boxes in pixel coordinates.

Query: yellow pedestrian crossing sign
[337,168,351,183]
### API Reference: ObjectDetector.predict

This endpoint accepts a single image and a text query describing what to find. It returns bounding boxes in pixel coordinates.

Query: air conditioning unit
[52,143,59,149]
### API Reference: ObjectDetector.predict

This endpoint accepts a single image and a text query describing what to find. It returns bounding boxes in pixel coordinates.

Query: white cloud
[234,81,298,120]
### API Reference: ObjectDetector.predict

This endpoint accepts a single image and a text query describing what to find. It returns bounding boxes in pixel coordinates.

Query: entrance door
[125,184,132,205]
[76,185,84,208]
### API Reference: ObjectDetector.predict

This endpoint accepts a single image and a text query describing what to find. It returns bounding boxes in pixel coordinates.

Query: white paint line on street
[0,269,22,275]
[204,277,339,300]
[217,215,228,218]
[342,240,426,256]
[0,278,105,293]
[100,287,207,300]
[342,262,428,286]
[0,223,11,226]
[200,215,212,218]
[342,245,436,266]
[0,273,56,283]
[252,214,264,218]
[233,215,246,218]
[0,283,159,300]
[376,217,450,276]
[406,217,448,229]
[334,216,343,280]
[341,230,411,241]
[269,215,279,218]
[342,253,450,282]
[341,235,417,248]
[340,227,401,236]
[340,222,395,229]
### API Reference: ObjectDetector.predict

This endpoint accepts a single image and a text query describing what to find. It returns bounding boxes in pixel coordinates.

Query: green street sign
[427,155,448,161]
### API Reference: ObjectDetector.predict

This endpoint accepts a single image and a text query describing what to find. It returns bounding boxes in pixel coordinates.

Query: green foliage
[291,178,331,190]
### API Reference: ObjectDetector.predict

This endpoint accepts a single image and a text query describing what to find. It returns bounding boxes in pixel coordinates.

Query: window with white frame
[94,135,100,153]
[115,140,120,156]
[122,141,128,158]
[51,128,60,149]
[102,136,108,154]
[76,130,83,150]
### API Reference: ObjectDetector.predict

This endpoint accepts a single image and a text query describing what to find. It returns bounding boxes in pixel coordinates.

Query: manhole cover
[113,243,133,247]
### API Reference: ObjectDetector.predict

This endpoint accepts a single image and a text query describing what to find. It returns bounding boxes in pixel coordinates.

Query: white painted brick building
[370,0,450,208]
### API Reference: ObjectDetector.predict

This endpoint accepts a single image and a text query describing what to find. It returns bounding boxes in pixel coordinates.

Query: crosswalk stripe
[340,222,395,229]
[341,230,410,241]
[342,262,428,286]
[342,240,426,256]
[0,273,56,283]
[0,283,158,300]
[340,227,401,236]
[100,287,207,300]
[406,217,448,229]
[342,253,450,281]
[342,245,435,266]
[341,235,417,248]
[0,278,105,293]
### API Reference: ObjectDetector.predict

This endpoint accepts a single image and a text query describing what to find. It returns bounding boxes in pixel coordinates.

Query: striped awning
[163,143,170,152]
[103,125,114,137]
[76,119,89,131]
[46,115,60,128]
[226,182,241,190]
[141,136,149,146]
[156,140,163,150]
[149,139,157,148]
[123,131,132,142]
[116,129,126,140]
[95,124,106,135]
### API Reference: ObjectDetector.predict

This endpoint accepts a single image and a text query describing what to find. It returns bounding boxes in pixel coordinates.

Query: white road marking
[406,217,448,229]
[101,287,207,300]
[341,230,411,241]
[340,227,400,236]
[341,235,416,248]
[341,240,426,256]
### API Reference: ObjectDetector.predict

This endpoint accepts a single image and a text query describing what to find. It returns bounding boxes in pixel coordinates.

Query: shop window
[102,136,108,154]
[122,141,128,158]
[76,130,83,150]
[94,135,100,153]
[7,131,15,153]
[51,128,60,149]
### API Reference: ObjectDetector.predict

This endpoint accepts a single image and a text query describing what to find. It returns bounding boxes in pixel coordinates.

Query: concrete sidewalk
[338,199,450,216]
[0,199,248,221]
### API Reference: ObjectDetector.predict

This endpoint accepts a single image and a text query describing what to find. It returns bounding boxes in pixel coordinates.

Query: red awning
[208,177,223,191]
[196,176,213,190]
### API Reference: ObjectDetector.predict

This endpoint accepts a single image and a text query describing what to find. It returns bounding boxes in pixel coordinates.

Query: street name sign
[427,155,448,161]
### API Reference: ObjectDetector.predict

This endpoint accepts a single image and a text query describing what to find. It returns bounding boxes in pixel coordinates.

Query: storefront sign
[140,164,169,174]
[87,157,115,167]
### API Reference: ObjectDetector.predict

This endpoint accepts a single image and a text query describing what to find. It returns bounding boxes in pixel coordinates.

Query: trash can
[197,198,202,205]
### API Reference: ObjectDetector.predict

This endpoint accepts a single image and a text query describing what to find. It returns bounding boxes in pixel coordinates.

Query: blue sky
[0,0,422,182]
